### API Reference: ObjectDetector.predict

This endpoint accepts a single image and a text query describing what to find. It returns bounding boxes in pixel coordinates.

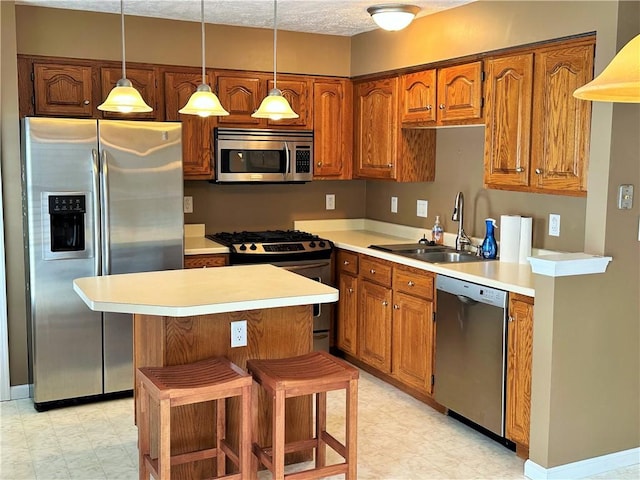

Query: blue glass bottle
[481,218,498,259]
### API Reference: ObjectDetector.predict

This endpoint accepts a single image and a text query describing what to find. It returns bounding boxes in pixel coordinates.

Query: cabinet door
[100,67,158,119]
[33,63,94,117]
[164,71,216,179]
[354,78,398,180]
[267,78,311,128]
[437,62,483,123]
[400,70,436,124]
[216,74,266,126]
[359,280,392,373]
[337,273,358,356]
[506,294,534,447]
[313,80,352,179]
[392,291,435,393]
[484,54,534,189]
[531,44,593,193]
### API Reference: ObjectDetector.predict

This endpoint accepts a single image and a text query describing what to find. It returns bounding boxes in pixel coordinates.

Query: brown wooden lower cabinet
[506,292,534,456]
[183,254,229,268]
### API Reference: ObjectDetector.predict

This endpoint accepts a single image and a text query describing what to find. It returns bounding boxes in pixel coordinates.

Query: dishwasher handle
[456,294,478,306]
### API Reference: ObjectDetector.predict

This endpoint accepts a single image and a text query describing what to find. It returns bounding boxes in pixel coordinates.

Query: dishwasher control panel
[436,275,507,309]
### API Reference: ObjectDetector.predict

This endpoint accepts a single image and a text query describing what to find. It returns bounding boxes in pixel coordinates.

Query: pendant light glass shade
[98,0,152,113]
[367,4,420,31]
[573,34,640,103]
[179,0,229,116]
[252,0,298,120]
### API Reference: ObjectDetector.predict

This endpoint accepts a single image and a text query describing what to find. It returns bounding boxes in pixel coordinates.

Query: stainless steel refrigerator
[21,117,183,410]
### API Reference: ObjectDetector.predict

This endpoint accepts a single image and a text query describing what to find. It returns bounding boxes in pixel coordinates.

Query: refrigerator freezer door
[98,120,183,393]
[22,118,104,404]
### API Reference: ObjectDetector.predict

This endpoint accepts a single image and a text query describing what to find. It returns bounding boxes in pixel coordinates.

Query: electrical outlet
[183,196,193,214]
[391,196,398,213]
[417,200,428,218]
[325,194,335,210]
[549,214,561,237]
[230,320,247,348]
[618,184,634,209]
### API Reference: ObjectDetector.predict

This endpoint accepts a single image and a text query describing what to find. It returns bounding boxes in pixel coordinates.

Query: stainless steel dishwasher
[434,274,508,437]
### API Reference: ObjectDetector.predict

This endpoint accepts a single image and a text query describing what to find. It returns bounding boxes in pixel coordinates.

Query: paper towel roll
[518,217,533,264]
[500,215,521,263]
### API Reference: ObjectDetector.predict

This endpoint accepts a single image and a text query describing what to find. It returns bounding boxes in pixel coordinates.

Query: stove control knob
[250,243,257,251]
[319,241,326,248]
[309,241,316,248]
[239,244,247,251]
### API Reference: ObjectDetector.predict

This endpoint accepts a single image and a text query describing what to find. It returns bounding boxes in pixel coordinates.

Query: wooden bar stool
[136,357,253,480]
[247,351,359,480]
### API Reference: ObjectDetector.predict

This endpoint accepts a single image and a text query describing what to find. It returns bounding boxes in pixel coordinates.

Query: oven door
[279,260,331,352]
[216,139,292,182]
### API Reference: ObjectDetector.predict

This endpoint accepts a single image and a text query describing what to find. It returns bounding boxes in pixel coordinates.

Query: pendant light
[252,0,299,120]
[367,4,421,32]
[98,0,152,113]
[179,0,229,116]
[573,34,640,103]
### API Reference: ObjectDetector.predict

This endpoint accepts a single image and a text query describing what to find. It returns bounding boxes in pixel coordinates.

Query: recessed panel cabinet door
[354,78,398,180]
[100,67,158,120]
[400,69,437,124]
[337,273,358,356]
[164,70,216,179]
[359,280,392,373]
[33,63,94,117]
[484,54,534,188]
[531,44,593,193]
[267,78,311,127]
[216,74,265,126]
[437,62,483,123]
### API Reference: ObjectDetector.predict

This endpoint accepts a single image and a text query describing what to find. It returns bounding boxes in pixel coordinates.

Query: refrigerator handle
[100,150,111,275]
[91,149,102,276]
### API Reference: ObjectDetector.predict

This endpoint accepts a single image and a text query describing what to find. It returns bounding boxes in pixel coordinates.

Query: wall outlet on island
[230,320,247,348]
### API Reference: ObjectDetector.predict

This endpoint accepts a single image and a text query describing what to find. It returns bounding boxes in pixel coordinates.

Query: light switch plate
[417,200,428,218]
[391,196,398,213]
[618,184,634,209]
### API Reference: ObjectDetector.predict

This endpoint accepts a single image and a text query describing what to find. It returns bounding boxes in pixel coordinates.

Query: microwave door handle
[284,141,291,180]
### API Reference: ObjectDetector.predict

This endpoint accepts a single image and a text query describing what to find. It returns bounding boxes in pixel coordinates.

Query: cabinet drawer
[360,256,392,287]
[184,254,229,268]
[394,266,434,300]
[337,250,359,275]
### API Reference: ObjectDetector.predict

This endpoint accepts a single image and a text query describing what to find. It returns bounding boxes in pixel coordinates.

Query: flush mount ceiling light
[179,0,229,116]
[252,0,299,120]
[573,34,640,103]
[98,0,152,113]
[367,4,421,31]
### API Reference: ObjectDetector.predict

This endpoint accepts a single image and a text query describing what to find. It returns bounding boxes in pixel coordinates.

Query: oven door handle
[282,263,329,272]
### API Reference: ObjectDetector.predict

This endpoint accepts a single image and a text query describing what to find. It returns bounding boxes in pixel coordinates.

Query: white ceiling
[16,0,475,36]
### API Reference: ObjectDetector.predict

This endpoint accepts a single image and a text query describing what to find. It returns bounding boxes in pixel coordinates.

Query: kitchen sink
[369,243,491,264]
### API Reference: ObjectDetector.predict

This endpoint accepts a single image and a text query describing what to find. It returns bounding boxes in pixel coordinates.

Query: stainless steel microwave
[214,128,313,183]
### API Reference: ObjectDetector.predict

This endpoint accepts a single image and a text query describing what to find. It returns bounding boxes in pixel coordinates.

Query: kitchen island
[74,264,339,479]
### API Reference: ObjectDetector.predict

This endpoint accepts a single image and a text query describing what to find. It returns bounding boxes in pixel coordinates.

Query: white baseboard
[9,383,30,400]
[525,447,640,479]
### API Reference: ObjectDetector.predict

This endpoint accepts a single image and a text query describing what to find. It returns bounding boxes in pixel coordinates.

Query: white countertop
[184,224,228,255]
[295,219,535,297]
[73,264,339,317]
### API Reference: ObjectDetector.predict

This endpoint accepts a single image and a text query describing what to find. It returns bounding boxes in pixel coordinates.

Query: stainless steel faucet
[452,191,473,251]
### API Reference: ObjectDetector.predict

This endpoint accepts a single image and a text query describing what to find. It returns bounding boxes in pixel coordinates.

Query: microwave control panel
[295,147,311,173]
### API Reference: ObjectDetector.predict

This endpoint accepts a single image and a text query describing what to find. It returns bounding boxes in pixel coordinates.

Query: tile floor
[1,369,638,479]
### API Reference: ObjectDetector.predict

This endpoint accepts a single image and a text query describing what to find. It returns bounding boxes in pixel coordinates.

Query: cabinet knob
[535,168,543,174]
[370,269,376,274]
[509,316,514,322]
[83,100,90,105]
[382,300,388,306]
[439,104,446,110]
[516,167,524,172]
[387,163,393,168]
[426,105,432,111]
[343,260,350,265]
[393,304,400,310]
[317,161,323,167]
[348,288,354,293]
[407,280,415,287]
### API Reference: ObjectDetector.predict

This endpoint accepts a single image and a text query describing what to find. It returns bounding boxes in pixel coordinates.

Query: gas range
[206,230,333,265]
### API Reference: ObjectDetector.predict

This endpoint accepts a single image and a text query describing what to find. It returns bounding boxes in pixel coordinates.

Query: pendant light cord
[120,0,126,79]
[200,0,206,85]
[273,0,277,89]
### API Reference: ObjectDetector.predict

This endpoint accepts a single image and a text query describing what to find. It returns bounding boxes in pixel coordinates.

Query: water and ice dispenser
[44,193,90,259]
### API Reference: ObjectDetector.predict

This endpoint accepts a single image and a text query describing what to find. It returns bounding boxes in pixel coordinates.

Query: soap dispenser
[431,215,444,245]
[481,218,498,259]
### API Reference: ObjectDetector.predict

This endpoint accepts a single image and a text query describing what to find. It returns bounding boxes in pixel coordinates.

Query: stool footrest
[285,463,348,480]
[170,446,223,466]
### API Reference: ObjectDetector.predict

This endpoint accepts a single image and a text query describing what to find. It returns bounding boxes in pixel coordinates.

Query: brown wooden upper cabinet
[164,69,216,180]
[100,66,159,120]
[400,62,484,126]
[266,77,312,128]
[216,72,269,127]
[355,77,436,182]
[32,63,95,117]
[313,79,353,179]
[484,38,594,196]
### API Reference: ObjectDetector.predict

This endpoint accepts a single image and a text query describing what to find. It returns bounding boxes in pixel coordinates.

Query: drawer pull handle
[382,300,388,306]
[370,269,376,274]
[343,260,350,265]
[407,280,415,287]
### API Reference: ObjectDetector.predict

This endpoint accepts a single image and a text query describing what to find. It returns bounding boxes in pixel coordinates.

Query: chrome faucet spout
[452,191,472,251]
